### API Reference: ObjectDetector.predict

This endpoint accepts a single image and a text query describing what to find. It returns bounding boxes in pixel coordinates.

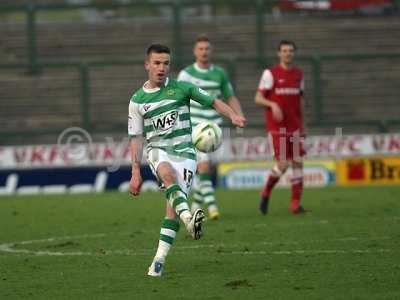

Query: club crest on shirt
[166,89,175,96]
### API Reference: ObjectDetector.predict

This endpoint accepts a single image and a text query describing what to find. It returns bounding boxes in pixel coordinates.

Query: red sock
[261,169,281,198]
[290,175,303,210]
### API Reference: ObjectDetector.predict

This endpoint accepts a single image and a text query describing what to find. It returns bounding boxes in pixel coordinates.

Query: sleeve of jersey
[257,69,274,96]
[183,82,214,107]
[221,70,235,99]
[128,101,143,137]
[177,70,190,82]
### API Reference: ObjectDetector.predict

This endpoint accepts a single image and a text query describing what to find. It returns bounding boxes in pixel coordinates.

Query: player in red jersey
[255,40,308,215]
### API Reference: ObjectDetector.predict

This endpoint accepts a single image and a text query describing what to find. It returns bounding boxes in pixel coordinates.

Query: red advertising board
[280,0,392,11]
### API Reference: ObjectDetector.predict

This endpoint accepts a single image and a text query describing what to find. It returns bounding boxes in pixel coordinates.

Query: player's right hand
[129,174,143,196]
[271,103,283,122]
[231,114,246,128]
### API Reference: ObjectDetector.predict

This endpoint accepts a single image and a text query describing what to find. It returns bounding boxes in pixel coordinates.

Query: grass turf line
[0,186,399,300]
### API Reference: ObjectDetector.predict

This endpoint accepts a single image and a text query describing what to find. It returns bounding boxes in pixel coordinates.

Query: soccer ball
[192,121,222,153]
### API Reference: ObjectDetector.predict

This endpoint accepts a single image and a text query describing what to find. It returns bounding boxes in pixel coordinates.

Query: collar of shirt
[142,77,170,93]
[194,62,214,73]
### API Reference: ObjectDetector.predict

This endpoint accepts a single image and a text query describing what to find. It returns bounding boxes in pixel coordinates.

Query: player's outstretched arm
[213,99,246,128]
[185,81,246,128]
[129,137,143,196]
[227,96,245,118]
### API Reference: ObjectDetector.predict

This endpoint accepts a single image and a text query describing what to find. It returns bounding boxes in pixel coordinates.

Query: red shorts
[269,132,306,162]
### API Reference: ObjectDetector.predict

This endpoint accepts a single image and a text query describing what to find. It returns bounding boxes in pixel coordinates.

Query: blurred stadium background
[1,0,400,142]
[1,1,400,298]
[1,0,400,194]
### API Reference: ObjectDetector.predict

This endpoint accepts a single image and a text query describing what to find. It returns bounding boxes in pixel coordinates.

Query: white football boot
[147,258,164,277]
[186,209,205,240]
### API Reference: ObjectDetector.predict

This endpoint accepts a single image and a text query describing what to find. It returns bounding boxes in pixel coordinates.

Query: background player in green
[128,44,246,277]
[178,35,245,220]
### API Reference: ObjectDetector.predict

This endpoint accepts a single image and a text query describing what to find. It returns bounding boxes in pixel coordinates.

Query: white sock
[180,210,192,226]
[208,204,218,213]
[154,240,170,262]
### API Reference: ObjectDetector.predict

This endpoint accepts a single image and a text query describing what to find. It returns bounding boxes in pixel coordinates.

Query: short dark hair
[278,40,297,51]
[146,44,171,56]
[195,34,210,44]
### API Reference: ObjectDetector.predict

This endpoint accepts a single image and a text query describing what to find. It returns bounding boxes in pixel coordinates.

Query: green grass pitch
[0,186,399,299]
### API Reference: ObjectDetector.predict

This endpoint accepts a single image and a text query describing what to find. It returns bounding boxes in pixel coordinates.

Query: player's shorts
[269,132,306,162]
[147,148,197,194]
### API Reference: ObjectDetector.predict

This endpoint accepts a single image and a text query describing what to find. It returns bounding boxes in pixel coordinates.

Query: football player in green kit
[128,44,246,276]
[178,35,245,220]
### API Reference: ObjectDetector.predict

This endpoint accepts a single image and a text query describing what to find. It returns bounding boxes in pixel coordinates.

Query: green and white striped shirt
[178,63,235,126]
[128,78,215,160]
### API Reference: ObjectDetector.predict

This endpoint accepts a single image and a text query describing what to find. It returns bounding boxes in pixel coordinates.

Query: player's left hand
[231,114,246,128]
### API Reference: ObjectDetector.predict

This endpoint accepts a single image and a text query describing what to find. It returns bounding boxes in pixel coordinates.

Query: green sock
[192,178,204,205]
[199,173,216,208]
[155,218,180,261]
[165,184,191,221]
